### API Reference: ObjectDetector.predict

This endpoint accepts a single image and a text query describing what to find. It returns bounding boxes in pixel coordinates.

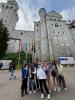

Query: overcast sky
[0,0,75,31]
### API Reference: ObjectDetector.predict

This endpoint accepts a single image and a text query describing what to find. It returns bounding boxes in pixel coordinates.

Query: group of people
[21,60,67,99]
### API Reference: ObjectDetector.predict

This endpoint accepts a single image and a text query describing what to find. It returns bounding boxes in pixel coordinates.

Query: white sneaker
[54,87,56,91]
[33,90,36,94]
[57,88,60,92]
[41,94,44,99]
[64,88,67,91]
[47,94,51,100]
[29,91,32,95]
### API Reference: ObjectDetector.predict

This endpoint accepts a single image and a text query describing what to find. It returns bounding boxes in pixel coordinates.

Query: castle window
[58,31,59,34]
[55,23,58,27]
[6,6,9,9]
[37,24,38,26]
[10,6,13,9]
[2,5,4,8]
[20,32,23,35]
[13,46,14,48]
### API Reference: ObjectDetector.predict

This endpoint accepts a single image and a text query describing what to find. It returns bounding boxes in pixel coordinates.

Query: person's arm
[37,69,39,79]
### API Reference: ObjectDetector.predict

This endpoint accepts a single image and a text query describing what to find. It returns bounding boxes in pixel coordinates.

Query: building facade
[34,8,75,60]
[0,1,75,61]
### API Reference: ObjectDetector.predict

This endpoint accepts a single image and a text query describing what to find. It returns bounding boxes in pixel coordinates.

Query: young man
[37,61,50,99]
[29,63,36,94]
[21,64,28,97]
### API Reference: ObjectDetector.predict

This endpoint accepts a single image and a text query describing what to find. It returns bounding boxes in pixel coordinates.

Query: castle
[0,0,75,61]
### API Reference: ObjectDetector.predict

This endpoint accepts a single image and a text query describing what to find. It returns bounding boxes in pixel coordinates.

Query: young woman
[37,61,50,99]
[51,61,60,91]
[57,61,67,91]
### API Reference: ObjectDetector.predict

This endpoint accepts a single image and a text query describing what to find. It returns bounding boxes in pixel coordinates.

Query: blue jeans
[29,79,36,91]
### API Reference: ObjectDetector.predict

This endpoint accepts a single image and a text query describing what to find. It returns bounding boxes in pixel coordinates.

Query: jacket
[37,65,46,80]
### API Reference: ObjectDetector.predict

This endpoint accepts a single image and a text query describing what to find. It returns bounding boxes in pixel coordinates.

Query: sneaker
[64,88,67,91]
[54,87,56,91]
[57,88,60,92]
[47,94,51,100]
[29,91,32,95]
[41,94,44,99]
[33,90,36,94]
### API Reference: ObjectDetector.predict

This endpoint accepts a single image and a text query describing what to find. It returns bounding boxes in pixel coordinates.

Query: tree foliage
[0,20,9,59]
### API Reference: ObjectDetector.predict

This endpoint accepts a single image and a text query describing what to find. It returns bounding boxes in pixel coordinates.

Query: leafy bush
[2,52,32,68]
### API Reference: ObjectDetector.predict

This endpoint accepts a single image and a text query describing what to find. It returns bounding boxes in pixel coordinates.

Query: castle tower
[39,8,49,61]
[0,0,19,33]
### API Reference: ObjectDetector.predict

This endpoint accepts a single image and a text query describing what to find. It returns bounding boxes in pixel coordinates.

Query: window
[10,6,13,9]
[2,5,4,8]
[37,24,38,26]
[55,23,58,27]
[13,46,14,48]
[20,32,23,35]
[6,6,9,9]
[58,31,59,34]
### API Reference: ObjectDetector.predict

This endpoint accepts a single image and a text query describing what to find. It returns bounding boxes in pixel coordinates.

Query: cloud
[16,0,40,31]
[0,0,7,3]
[61,6,75,20]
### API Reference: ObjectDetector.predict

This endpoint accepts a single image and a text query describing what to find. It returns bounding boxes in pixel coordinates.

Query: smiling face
[38,61,41,65]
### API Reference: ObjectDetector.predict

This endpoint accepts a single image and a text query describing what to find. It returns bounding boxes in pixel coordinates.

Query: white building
[0,1,75,61]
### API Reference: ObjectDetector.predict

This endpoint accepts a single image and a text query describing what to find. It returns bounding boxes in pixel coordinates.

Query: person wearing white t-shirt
[37,61,50,99]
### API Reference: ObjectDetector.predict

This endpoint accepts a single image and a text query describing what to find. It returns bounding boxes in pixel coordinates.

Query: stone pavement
[0,67,75,100]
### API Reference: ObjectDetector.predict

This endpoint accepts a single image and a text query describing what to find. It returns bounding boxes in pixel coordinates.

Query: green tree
[0,20,9,59]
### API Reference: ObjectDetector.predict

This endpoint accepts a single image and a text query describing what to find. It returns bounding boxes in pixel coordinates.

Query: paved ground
[0,67,75,100]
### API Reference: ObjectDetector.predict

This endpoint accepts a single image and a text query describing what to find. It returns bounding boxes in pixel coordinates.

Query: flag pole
[26,49,27,64]
[25,37,28,64]
[18,40,21,69]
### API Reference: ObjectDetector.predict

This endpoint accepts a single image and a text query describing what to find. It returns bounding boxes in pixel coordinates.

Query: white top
[37,65,46,79]
[57,64,63,74]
